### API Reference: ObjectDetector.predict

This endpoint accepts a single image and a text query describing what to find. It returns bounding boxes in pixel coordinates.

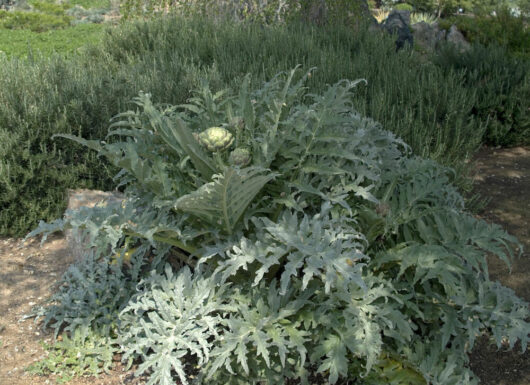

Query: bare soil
[0,146,528,385]
[468,146,530,385]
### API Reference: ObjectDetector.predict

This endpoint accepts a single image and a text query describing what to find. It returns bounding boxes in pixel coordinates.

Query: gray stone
[382,10,413,51]
[411,21,439,52]
[65,189,125,261]
[436,26,447,42]
[446,24,470,52]
[0,0,13,9]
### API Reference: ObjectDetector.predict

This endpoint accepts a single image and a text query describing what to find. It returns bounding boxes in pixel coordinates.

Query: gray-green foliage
[30,247,144,339]
[26,69,528,385]
[119,265,232,385]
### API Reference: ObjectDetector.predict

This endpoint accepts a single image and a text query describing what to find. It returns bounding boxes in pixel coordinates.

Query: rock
[411,21,438,52]
[411,21,449,52]
[382,10,413,51]
[65,189,125,261]
[0,0,15,10]
[410,21,470,54]
[446,24,470,52]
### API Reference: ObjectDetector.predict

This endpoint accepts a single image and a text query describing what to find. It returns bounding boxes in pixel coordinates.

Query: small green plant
[26,328,117,383]
[30,245,145,339]
[26,68,529,385]
[410,11,436,24]
[372,8,389,23]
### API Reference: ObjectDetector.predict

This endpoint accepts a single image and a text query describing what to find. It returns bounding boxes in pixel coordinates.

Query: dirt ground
[468,146,530,385]
[0,146,528,385]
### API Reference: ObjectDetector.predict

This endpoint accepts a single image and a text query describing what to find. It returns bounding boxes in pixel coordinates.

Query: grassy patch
[0,23,106,57]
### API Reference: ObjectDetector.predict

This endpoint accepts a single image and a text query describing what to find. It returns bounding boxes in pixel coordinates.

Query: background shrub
[405,0,529,17]
[432,43,530,146]
[0,9,71,31]
[438,8,530,58]
[67,0,110,9]
[0,22,104,56]
[29,0,70,15]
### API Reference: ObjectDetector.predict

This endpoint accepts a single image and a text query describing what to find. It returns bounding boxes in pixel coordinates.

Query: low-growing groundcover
[26,69,529,384]
[0,22,105,57]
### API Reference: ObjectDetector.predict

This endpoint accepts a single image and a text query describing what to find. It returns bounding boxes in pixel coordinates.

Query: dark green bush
[432,43,530,146]
[0,16,507,237]
[438,8,530,58]
[394,3,414,11]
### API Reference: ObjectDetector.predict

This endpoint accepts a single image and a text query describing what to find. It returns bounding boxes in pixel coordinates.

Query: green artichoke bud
[229,148,252,167]
[198,127,234,152]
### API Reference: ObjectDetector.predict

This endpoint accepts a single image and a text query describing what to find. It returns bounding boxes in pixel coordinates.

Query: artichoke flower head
[229,148,252,167]
[198,127,234,152]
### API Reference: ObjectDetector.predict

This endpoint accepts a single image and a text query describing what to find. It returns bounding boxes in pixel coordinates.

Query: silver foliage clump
[26,67,528,385]
[119,265,232,385]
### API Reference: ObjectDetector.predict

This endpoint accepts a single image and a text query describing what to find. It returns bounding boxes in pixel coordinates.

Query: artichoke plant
[197,127,234,152]
[26,70,530,385]
[229,148,251,167]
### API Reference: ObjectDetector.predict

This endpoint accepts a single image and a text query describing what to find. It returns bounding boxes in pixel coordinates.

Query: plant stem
[122,229,199,256]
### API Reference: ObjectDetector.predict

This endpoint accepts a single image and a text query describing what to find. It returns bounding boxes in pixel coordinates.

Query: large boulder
[65,189,125,261]
[411,21,447,52]
[411,21,470,53]
[446,24,471,52]
[382,10,414,50]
